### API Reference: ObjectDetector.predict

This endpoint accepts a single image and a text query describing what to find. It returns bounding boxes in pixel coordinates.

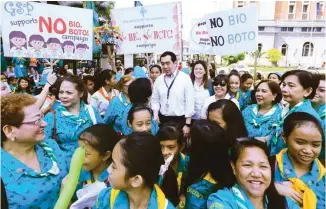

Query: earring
[10,137,15,141]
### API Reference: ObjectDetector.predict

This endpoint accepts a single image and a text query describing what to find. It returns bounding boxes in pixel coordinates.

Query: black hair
[160,51,177,63]
[240,73,253,84]
[229,69,238,74]
[207,100,248,147]
[49,77,63,100]
[79,124,120,155]
[119,132,179,205]
[150,65,162,73]
[313,73,326,86]
[62,75,88,104]
[127,103,153,124]
[94,70,116,92]
[212,74,230,92]
[128,78,152,104]
[252,80,282,105]
[268,73,281,81]
[230,138,287,209]
[15,77,32,94]
[157,122,184,145]
[124,67,134,75]
[283,112,323,138]
[184,120,234,193]
[7,77,16,85]
[256,72,263,80]
[228,72,241,82]
[281,70,318,99]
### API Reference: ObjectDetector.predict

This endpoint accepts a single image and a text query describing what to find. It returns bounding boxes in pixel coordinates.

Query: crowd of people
[1,51,325,209]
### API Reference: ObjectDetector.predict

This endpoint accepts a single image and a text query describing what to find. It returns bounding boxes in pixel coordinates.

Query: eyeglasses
[213,82,227,87]
[21,115,44,126]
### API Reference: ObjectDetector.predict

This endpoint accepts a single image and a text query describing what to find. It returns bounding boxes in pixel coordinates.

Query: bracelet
[185,123,191,128]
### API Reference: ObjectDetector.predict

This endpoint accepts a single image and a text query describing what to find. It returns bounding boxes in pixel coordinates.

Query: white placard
[1,1,93,60]
[124,54,134,68]
[111,2,180,54]
[205,5,258,56]
[189,18,214,54]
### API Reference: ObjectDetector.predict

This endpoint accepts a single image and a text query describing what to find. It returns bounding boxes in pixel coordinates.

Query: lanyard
[164,71,179,100]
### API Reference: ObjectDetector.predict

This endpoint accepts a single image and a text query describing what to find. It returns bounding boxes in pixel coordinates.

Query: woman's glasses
[21,115,45,126]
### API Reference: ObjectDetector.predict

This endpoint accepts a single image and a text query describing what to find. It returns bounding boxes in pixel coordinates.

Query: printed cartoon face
[77,47,86,55]
[64,45,74,53]
[30,40,44,50]
[48,42,61,51]
[10,37,26,48]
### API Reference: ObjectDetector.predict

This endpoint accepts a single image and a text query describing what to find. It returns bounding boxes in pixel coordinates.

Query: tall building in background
[233,1,326,67]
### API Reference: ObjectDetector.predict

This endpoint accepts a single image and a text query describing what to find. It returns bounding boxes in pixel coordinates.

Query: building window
[281,27,287,31]
[313,27,322,32]
[258,43,263,52]
[281,27,294,32]
[250,1,256,3]
[288,4,295,19]
[281,44,288,56]
[301,27,312,32]
[302,4,309,20]
[289,5,295,13]
[237,1,244,7]
[317,2,324,20]
[258,27,265,31]
[288,27,294,32]
[302,42,314,57]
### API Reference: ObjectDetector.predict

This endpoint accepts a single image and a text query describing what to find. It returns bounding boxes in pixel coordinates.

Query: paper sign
[189,18,214,54]
[1,1,93,60]
[205,5,258,56]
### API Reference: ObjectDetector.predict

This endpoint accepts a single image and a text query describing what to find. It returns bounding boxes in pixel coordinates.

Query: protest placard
[189,18,214,54]
[1,1,93,60]
[111,2,181,54]
[205,5,258,56]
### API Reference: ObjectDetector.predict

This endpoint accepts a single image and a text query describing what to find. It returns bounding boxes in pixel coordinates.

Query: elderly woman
[1,94,69,208]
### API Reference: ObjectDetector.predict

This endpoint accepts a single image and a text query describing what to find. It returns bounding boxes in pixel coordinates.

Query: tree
[222,52,246,65]
[266,48,282,66]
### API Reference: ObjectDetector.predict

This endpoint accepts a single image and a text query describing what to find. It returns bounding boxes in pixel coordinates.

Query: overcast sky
[115,0,234,41]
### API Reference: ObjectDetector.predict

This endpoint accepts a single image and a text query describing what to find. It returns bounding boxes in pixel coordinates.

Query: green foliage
[266,48,282,66]
[222,52,246,65]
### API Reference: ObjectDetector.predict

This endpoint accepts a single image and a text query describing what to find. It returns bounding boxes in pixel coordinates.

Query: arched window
[258,43,262,52]
[281,44,288,56]
[302,42,314,57]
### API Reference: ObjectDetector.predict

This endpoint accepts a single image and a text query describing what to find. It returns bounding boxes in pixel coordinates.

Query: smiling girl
[227,73,245,109]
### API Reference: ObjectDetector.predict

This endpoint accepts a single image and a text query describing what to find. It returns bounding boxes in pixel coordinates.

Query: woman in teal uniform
[94,132,177,209]
[227,73,245,109]
[311,74,325,129]
[242,80,282,140]
[103,75,134,135]
[270,70,322,156]
[44,75,103,159]
[207,139,298,209]
[183,120,234,209]
[239,73,254,110]
[1,94,69,209]
[274,112,325,209]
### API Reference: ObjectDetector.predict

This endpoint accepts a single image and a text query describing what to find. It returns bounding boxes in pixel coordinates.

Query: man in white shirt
[151,51,195,137]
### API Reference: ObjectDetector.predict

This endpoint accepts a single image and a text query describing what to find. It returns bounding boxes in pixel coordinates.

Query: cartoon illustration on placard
[9,31,28,57]
[46,38,63,59]
[62,40,75,59]
[75,43,89,59]
[28,34,46,57]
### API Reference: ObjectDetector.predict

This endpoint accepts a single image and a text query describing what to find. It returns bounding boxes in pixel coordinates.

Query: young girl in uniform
[274,112,325,209]
[227,73,245,109]
[239,73,254,110]
[95,132,177,208]
[127,104,158,134]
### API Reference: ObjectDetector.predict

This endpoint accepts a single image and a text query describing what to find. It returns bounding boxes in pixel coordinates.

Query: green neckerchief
[25,141,60,177]
[232,184,267,209]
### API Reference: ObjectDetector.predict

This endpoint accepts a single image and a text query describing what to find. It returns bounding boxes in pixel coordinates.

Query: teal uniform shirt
[239,89,252,110]
[44,101,103,159]
[313,103,325,159]
[207,184,299,209]
[1,139,69,209]
[274,150,325,209]
[228,91,245,110]
[242,104,282,138]
[269,99,323,156]
[103,93,159,136]
[185,173,219,209]
[94,186,176,209]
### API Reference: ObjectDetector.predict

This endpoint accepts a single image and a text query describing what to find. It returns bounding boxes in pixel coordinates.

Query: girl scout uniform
[44,101,103,159]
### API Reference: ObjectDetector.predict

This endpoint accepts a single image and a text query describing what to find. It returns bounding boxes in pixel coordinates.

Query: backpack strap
[50,110,57,140]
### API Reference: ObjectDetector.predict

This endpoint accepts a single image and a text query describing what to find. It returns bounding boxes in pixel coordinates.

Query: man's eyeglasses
[21,115,44,126]
[213,82,227,87]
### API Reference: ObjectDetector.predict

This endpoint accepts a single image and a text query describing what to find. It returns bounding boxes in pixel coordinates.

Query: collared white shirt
[193,82,210,119]
[200,94,240,119]
[151,70,195,117]
[90,87,119,116]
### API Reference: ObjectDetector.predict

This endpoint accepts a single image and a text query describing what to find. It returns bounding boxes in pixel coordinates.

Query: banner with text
[205,5,258,56]
[111,2,180,54]
[189,18,214,54]
[1,1,93,60]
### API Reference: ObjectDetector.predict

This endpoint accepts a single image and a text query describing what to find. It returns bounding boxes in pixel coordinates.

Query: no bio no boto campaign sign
[205,5,258,56]
[1,1,93,60]
[111,2,181,54]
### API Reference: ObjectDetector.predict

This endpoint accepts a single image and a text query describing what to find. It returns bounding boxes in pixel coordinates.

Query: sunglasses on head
[213,81,227,87]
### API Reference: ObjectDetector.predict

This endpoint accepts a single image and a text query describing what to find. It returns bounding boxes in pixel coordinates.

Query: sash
[276,149,325,209]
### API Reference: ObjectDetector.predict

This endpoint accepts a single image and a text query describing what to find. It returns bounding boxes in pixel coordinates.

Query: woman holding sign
[1,94,69,208]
